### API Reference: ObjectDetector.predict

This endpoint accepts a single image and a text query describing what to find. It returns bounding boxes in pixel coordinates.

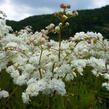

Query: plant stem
[51,63,55,79]
[39,47,43,64]
[39,47,43,79]
[58,31,61,61]
[48,96,52,109]
[5,87,18,105]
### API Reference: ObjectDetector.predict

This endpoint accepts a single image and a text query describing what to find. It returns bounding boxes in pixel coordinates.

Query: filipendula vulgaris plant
[21,4,78,104]
[0,3,109,108]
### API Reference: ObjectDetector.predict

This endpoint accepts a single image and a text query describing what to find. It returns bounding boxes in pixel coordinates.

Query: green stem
[39,68,42,79]
[48,96,53,109]
[51,63,55,79]
[63,73,67,80]
[58,31,61,61]
[39,47,43,79]
[39,47,43,64]
[5,87,18,105]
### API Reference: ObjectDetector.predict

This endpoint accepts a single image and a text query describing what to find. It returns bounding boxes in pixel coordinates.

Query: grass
[0,69,109,109]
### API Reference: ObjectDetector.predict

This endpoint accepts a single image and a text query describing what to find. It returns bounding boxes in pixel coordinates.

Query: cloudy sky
[0,0,109,21]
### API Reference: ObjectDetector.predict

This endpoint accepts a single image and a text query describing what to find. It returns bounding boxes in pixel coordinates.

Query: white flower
[12,55,27,65]
[22,92,30,103]
[104,74,109,80]
[52,79,66,95]
[0,90,9,99]
[24,64,35,73]
[87,57,105,71]
[6,42,18,48]
[10,70,20,78]
[55,26,60,33]
[1,16,109,103]
[6,65,16,73]
[14,73,29,86]
[102,82,109,91]
[29,56,39,65]
[22,78,66,103]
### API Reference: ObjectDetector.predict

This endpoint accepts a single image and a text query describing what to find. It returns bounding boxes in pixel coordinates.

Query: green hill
[6,5,109,39]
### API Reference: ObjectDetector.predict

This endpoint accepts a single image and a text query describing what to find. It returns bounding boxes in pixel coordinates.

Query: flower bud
[59,10,64,15]
[42,34,48,40]
[46,23,55,30]
[41,29,48,35]
[67,5,71,9]
[66,11,73,16]
[33,40,38,45]
[40,37,46,41]
[54,10,64,16]
[59,23,63,27]
[62,15,68,21]
[55,26,61,33]
[60,4,71,9]
[75,11,78,16]
[46,26,51,30]
[72,11,78,16]
[50,23,55,28]
[60,4,66,8]
[65,22,70,26]
[87,40,91,44]
[54,11,58,16]
[47,42,52,48]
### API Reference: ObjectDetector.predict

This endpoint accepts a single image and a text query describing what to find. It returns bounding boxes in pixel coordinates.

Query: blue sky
[0,0,109,21]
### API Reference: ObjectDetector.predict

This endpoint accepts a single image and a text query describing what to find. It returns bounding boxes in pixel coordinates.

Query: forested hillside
[7,5,109,39]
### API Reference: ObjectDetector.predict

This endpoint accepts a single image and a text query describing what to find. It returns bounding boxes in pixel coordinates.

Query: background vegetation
[7,5,109,39]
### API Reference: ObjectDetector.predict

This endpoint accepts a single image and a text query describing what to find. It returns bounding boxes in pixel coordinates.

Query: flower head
[60,4,71,9]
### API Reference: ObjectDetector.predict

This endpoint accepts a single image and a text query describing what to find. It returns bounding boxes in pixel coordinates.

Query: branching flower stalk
[54,4,78,61]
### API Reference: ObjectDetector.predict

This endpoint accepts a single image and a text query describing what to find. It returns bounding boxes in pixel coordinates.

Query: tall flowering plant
[0,3,109,108]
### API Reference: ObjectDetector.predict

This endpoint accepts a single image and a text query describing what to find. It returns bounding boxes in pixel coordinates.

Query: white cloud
[93,0,109,8]
[0,0,54,21]
[0,0,31,20]
[0,0,109,21]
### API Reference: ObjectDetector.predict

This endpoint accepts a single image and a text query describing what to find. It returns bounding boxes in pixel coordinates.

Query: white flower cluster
[0,15,109,103]
[102,73,109,91]
[102,82,109,91]
[0,89,9,99]
[22,78,66,103]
